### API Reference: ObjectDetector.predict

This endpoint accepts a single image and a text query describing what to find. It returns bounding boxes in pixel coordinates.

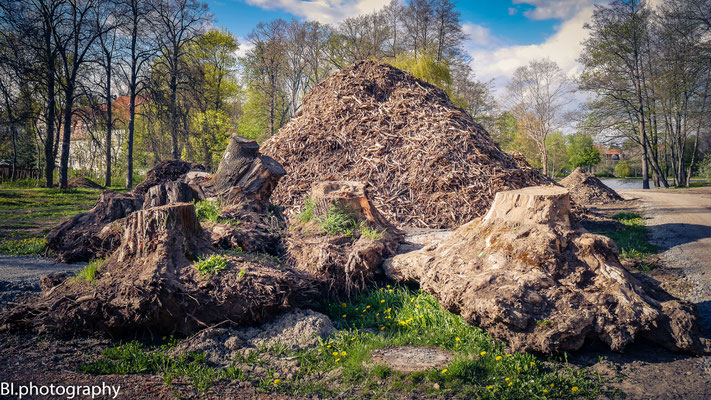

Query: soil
[370,346,453,373]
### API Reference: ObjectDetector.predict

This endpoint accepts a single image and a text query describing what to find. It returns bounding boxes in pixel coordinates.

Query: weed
[359,221,383,240]
[320,204,357,236]
[536,319,553,327]
[194,255,228,276]
[608,212,657,262]
[73,258,105,284]
[194,200,221,223]
[295,197,315,223]
[236,269,246,281]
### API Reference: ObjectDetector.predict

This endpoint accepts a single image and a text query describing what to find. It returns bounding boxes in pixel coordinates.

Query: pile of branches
[262,60,548,229]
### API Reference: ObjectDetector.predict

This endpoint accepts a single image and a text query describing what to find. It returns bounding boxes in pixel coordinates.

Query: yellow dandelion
[416,305,420,308]
[571,386,579,393]
[550,384,554,388]
[274,379,281,384]
[380,299,385,303]
[380,326,385,330]
[504,377,510,381]
[543,389,548,393]
[487,385,494,390]
[332,351,338,356]
[530,361,536,366]
[363,309,366,313]
[117,346,121,350]
[169,355,174,359]
[387,285,391,288]
[496,356,502,361]
[517,367,522,371]
[386,308,392,313]
[508,382,513,387]
[341,351,347,356]
[366,305,371,309]
[342,314,347,318]
[419,314,424,318]
[342,303,347,307]
[335,358,341,362]
[480,351,487,356]
[411,298,414,302]
[455,337,460,341]
[388,289,393,293]
[351,338,355,341]
[326,345,331,348]
[441,369,448,374]
[506,354,512,357]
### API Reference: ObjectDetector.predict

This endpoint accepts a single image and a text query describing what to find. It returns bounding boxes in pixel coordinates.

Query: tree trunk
[59,84,75,189]
[44,36,56,188]
[105,53,113,188]
[170,52,180,159]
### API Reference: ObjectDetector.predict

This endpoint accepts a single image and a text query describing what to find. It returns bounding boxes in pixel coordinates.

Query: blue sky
[204,0,613,96]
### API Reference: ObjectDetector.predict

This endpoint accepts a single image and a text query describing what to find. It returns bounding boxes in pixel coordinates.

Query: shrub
[614,161,632,178]
[698,155,711,180]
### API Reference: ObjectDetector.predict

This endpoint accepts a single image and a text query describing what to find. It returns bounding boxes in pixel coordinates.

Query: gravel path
[0,255,83,304]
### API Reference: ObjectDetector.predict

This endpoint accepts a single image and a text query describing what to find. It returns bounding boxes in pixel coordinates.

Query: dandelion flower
[169,355,174,359]
[455,337,460,342]
[335,358,340,363]
[480,351,487,356]
[508,382,513,387]
[387,285,391,288]
[506,354,512,357]
[487,386,494,390]
[530,361,536,366]
[571,387,579,393]
[380,326,385,330]
[341,351,347,356]
[441,369,447,374]
[543,389,548,394]
[274,379,281,384]
[550,384,554,388]
[419,315,423,318]
[332,351,338,356]
[380,299,385,303]
[342,303,347,307]
[496,356,502,361]
[504,377,510,381]
[342,314,347,318]
[366,305,371,309]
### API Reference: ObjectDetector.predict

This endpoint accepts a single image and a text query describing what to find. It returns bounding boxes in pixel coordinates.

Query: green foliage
[74,258,105,284]
[358,221,383,240]
[0,237,46,255]
[194,255,228,276]
[194,200,221,223]
[614,161,632,178]
[545,131,569,176]
[567,133,601,169]
[592,212,656,269]
[237,84,273,142]
[320,204,357,236]
[80,340,240,394]
[295,197,316,223]
[698,155,711,180]
[386,51,462,105]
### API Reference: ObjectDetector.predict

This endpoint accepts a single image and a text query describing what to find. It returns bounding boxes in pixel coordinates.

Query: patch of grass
[0,187,100,242]
[320,204,357,236]
[73,258,105,284]
[80,340,242,394]
[194,254,228,276]
[609,212,657,260]
[194,199,221,223]
[0,237,47,255]
[295,196,315,223]
[277,286,607,398]
[359,221,383,240]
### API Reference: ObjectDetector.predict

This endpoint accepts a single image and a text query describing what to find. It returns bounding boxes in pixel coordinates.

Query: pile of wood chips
[262,60,548,228]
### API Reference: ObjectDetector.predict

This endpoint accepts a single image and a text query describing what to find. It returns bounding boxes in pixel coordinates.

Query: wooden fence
[0,165,41,181]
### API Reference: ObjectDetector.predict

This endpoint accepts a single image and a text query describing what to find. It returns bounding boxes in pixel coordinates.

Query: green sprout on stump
[194,255,228,276]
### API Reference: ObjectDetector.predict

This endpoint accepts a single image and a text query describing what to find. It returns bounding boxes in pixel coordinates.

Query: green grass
[0,187,100,242]
[591,212,657,271]
[73,258,105,284]
[359,221,383,240]
[295,199,383,239]
[0,237,47,255]
[194,199,221,223]
[79,339,244,394]
[79,286,607,398]
[194,254,228,276]
[295,196,315,223]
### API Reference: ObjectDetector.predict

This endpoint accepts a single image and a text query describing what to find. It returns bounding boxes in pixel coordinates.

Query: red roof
[606,148,622,155]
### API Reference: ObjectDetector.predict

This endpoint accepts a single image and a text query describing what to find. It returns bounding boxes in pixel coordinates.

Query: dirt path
[619,187,711,334]
[0,256,82,304]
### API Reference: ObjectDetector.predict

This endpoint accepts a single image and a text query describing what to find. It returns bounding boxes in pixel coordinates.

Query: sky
[205,0,610,97]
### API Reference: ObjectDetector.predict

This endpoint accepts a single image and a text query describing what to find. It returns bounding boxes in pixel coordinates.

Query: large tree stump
[211,136,261,192]
[143,181,200,209]
[384,186,709,354]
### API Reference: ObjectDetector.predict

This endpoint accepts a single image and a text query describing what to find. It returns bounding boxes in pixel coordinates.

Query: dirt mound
[262,60,548,229]
[560,168,623,205]
[2,203,320,336]
[66,177,103,189]
[385,186,709,354]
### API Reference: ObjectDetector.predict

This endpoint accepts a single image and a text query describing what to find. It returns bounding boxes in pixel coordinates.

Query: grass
[0,187,100,244]
[73,258,105,284]
[194,254,228,276]
[194,199,221,223]
[0,237,47,255]
[294,199,384,240]
[79,286,607,398]
[591,211,657,271]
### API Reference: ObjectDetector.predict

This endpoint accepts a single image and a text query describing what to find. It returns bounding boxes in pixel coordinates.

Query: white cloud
[234,36,254,58]
[468,6,593,98]
[462,23,494,48]
[244,0,387,25]
[513,0,596,21]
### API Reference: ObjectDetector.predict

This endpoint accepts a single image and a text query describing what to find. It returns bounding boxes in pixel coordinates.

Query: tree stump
[211,136,261,193]
[143,181,200,209]
[310,181,394,229]
[384,185,709,354]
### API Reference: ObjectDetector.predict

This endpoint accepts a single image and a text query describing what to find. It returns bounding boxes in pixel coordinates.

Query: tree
[506,58,573,176]
[546,131,569,177]
[567,132,601,170]
[615,161,632,177]
[151,0,210,160]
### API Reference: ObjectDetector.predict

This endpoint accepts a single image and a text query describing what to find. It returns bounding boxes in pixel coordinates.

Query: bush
[614,161,632,178]
[698,155,711,180]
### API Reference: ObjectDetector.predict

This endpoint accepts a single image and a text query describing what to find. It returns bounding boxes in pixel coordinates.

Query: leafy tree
[545,131,569,177]
[615,161,632,177]
[567,132,601,170]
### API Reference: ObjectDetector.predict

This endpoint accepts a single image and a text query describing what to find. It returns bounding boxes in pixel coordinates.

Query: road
[0,255,82,305]
[619,187,711,332]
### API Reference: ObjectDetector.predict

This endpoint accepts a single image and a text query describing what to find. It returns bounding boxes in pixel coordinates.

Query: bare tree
[151,0,210,160]
[506,59,573,176]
